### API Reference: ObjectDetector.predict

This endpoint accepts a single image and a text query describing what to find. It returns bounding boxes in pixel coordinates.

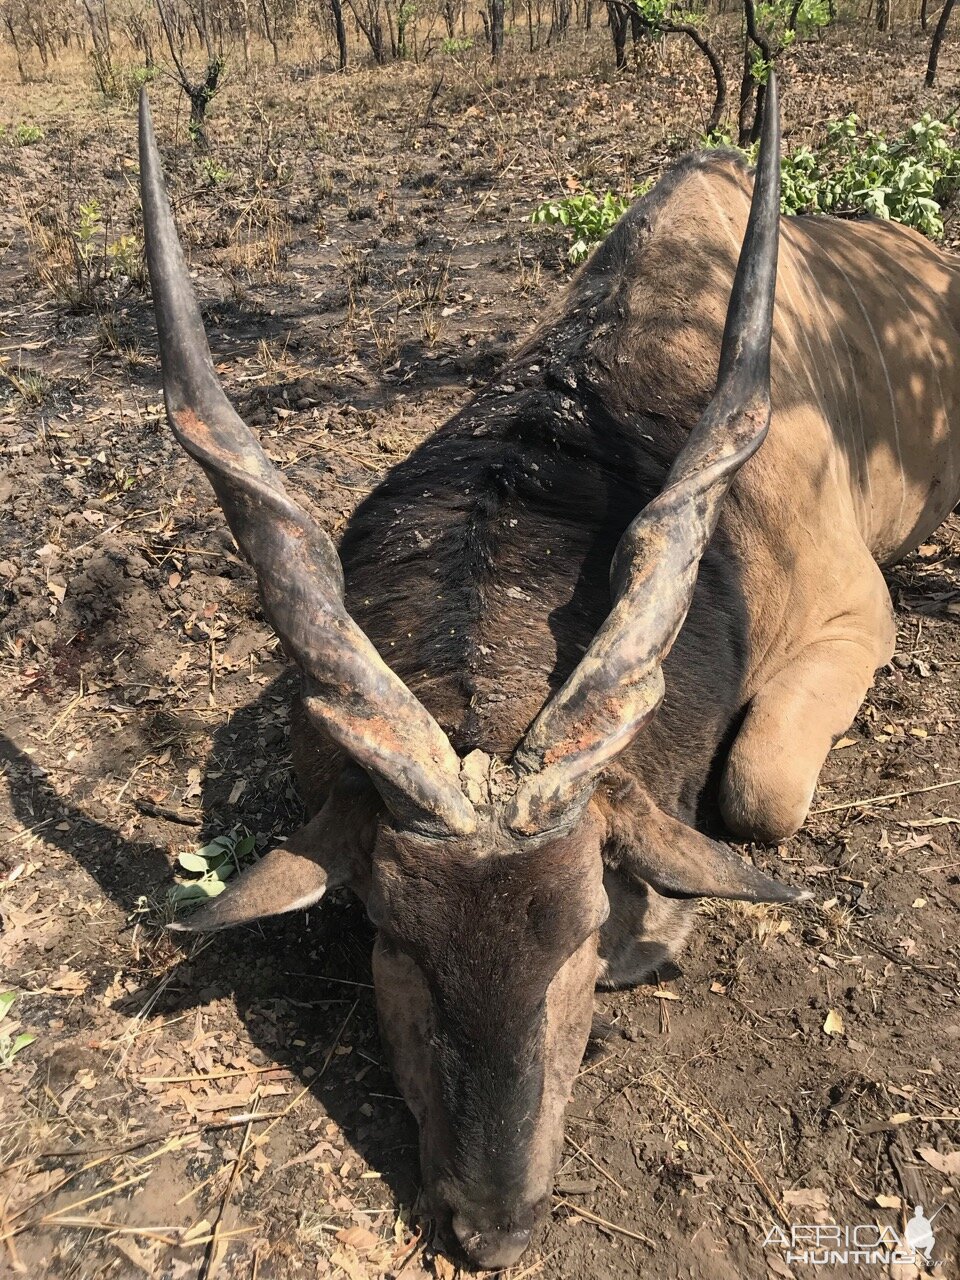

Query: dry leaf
[917,1146,960,1176]
[433,1256,457,1280]
[783,1188,830,1212]
[279,1139,335,1172]
[876,1194,902,1209]
[833,736,858,750]
[335,1226,381,1253]
[330,1250,368,1280]
[823,1009,844,1037]
[48,967,89,995]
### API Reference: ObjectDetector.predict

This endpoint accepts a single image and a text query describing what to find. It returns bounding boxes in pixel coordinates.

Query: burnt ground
[1,18,960,1280]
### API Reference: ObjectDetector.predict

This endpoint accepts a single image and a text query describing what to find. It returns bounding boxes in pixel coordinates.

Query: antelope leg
[720,585,895,844]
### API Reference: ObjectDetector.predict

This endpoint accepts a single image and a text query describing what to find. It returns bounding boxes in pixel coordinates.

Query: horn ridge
[139,91,475,838]
[508,74,781,836]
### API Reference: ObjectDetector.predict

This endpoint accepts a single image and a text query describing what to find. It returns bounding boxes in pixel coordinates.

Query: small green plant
[107,232,145,283]
[530,180,653,263]
[74,199,104,271]
[752,0,831,71]
[792,0,831,33]
[632,0,671,24]
[13,123,44,146]
[0,357,47,407]
[0,992,35,1070]
[441,35,473,52]
[22,192,146,309]
[127,65,157,92]
[200,156,232,186]
[170,827,256,907]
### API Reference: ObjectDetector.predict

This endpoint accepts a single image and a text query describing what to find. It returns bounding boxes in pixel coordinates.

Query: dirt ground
[2,17,960,1280]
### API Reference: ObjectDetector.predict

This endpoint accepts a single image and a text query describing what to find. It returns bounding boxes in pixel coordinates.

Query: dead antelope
[139,74,957,1268]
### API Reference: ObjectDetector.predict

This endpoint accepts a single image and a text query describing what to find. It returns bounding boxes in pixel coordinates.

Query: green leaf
[11,1034,35,1055]
[197,837,234,858]
[234,833,256,858]
[0,992,17,1023]
[178,850,214,873]
[169,878,226,903]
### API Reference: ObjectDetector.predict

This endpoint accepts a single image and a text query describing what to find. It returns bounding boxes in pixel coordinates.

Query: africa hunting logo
[762,1204,942,1267]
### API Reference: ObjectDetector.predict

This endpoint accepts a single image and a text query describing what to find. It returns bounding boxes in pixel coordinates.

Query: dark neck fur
[340,362,750,828]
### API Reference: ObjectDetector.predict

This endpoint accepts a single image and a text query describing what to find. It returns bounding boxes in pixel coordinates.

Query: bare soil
[1,22,959,1280]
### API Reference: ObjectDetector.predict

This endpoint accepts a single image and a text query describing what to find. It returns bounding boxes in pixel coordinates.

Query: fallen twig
[133,799,202,826]
[811,776,960,815]
[554,1200,655,1247]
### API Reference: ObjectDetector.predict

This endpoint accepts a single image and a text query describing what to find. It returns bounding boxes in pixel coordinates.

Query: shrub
[22,195,145,309]
[12,123,44,146]
[93,59,158,104]
[530,182,652,263]
[709,113,960,238]
[532,114,960,267]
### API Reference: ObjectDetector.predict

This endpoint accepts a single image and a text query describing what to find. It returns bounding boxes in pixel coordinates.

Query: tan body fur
[576,152,960,851]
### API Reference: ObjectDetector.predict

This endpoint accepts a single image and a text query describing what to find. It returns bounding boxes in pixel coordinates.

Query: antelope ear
[599,784,810,904]
[170,772,379,933]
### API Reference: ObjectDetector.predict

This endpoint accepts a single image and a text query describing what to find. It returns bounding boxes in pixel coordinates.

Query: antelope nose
[451,1214,532,1270]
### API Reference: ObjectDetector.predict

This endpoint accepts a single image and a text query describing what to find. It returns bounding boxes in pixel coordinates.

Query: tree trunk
[188,57,223,144]
[629,6,642,57]
[258,0,281,62]
[489,0,504,57]
[606,0,628,68]
[738,38,755,145]
[331,0,348,66]
[927,0,955,80]
[344,0,387,63]
[750,79,766,142]
[876,0,891,30]
[740,0,772,145]
[3,18,27,82]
